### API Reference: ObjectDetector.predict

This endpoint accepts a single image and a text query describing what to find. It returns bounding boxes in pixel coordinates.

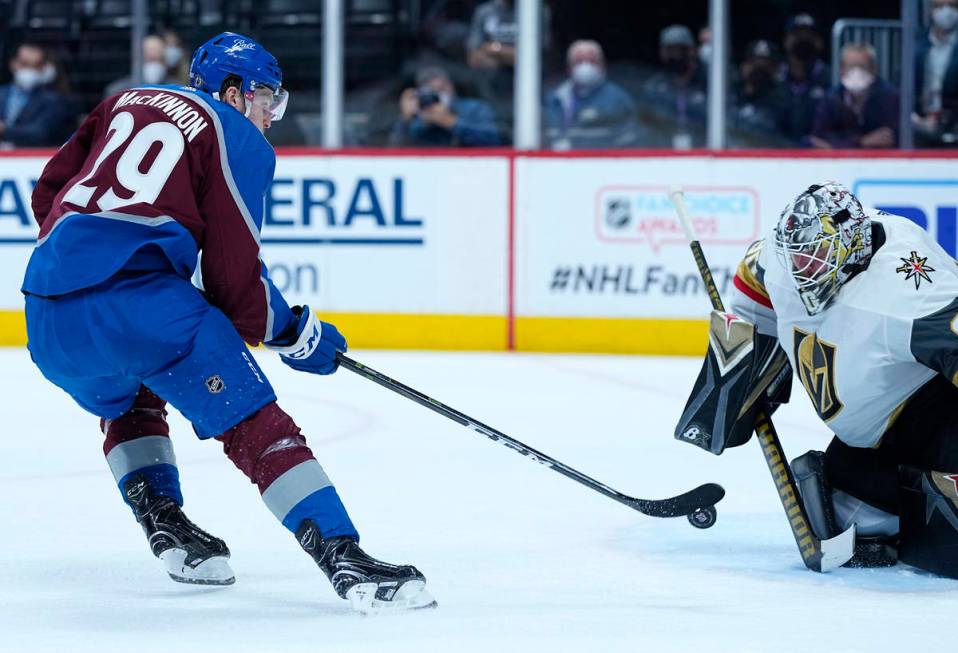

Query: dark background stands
[730,39,793,147]
[777,13,831,146]
[638,24,707,149]
[914,0,958,146]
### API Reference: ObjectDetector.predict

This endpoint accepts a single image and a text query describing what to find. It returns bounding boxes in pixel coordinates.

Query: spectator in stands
[419,0,480,61]
[466,0,519,71]
[697,26,712,67]
[0,43,76,147]
[105,34,180,97]
[779,13,830,144]
[544,40,639,150]
[465,0,549,131]
[914,0,958,146]
[810,43,899,149]
[161,30,189,84]
[638,24,707,149]
[731,40,791,147]
[389,66,502,146]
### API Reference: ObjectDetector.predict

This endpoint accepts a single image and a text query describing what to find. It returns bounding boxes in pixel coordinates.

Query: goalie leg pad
[792,451,840,540]
[824,436,900,515]
[898,465,958,579]
[793,449,898,568]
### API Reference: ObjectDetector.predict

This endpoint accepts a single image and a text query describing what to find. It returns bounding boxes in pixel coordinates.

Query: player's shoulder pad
[186,86,276,187]
[855,211,958,319]
[168,86,273,156]
[734,238,772,308]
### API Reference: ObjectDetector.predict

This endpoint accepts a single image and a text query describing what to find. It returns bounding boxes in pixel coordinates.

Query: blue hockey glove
[265,305,346,375]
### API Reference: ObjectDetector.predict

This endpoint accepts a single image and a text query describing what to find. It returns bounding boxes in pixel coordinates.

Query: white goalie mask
[774,182,872,315]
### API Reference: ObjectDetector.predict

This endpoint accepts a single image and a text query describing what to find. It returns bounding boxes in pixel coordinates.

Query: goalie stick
[669,188,856,570]
[337,352,724,527]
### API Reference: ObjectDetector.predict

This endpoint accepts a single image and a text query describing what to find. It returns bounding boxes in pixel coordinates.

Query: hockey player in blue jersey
[22,32,435,613]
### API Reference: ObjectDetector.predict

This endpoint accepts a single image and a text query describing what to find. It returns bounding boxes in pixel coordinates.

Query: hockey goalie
[676,181,958,578]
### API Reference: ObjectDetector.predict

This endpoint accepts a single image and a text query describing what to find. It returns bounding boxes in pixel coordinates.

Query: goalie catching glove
[674,310,792,455]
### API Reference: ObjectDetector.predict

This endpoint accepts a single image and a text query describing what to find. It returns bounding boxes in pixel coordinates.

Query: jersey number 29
[63,111,185,211]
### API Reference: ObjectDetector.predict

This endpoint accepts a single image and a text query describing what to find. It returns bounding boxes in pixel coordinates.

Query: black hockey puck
[687,506,717,529]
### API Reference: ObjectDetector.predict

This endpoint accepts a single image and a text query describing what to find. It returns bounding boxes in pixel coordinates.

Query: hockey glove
[265,305,346,376]
[674,310,791,455]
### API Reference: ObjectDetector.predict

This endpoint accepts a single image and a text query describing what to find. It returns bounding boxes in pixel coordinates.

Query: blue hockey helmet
[189,32,288,120]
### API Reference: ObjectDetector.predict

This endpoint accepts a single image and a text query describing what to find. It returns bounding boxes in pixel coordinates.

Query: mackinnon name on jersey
[112,90,209,142]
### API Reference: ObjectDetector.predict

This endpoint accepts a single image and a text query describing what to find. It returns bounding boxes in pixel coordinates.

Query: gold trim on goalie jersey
[735,240,771,301]
[792,328,844,422]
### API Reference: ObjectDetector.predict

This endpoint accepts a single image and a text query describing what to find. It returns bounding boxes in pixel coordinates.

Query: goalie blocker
[674,310,791,456]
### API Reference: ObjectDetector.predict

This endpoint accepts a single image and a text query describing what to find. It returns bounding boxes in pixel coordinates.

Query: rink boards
[0,148,955,353]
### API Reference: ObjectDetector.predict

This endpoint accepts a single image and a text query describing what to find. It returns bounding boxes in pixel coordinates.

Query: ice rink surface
[1,348,955,652]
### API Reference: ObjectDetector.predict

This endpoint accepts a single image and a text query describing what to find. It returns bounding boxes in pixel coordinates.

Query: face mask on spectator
[13,67,43,91]
[143,61,167,84]
[164,46,183,68]
[841,66,874,94]
[933,5,958,31]
[571,62,604,88]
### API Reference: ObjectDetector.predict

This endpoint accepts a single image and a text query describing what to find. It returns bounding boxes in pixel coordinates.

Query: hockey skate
[123,475,235,586]
[296,520,437,613]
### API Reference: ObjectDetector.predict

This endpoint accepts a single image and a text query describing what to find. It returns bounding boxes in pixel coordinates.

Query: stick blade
[817,524,857,572]
[629,482,725,518]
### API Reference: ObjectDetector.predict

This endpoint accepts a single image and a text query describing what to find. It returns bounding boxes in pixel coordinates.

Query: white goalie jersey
[731,212,958,448]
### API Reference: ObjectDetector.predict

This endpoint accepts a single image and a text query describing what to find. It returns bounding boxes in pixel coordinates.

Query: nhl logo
[605,197,632,230]
[205,375,225,394]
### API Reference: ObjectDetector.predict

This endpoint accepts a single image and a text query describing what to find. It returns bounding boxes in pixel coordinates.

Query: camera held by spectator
[810,43,899,149]
[544,40,639,150]
[0,43,77,147]
[390,66,502,147]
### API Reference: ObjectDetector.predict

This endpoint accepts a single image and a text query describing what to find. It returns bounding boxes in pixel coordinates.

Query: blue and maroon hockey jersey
[21,85,296,346]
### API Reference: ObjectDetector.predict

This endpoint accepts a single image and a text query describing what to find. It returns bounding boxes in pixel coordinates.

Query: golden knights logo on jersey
[792,328,843,421]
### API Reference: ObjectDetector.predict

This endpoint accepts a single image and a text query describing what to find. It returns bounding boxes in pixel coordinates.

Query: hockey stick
[669,188,855,571]
[336,352,724,527]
